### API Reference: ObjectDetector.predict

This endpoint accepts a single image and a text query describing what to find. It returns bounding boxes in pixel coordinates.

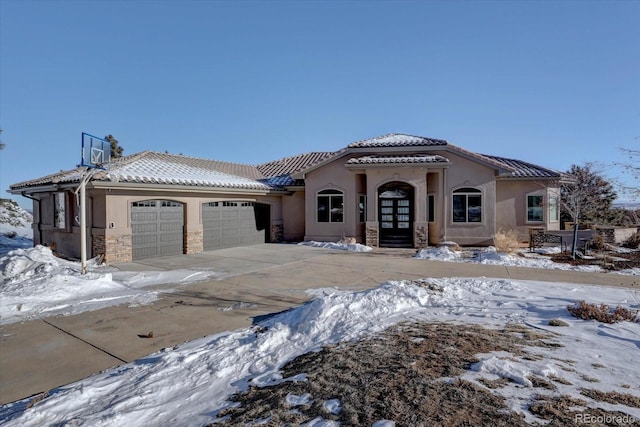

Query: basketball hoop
[77,132,112,274]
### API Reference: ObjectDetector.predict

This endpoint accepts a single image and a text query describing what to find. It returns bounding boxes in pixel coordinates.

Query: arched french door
[378,181,414,247]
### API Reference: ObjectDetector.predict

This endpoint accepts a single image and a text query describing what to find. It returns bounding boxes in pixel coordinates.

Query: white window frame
[526,193,545,223]
[317,189,344,223]
[452,187,482,224]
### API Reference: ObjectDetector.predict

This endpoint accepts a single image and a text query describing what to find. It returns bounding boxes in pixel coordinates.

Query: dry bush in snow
[567,301,638,324]
[493,229,520,253]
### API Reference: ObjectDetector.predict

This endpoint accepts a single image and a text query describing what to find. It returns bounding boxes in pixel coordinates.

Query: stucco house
[8,133,564,263]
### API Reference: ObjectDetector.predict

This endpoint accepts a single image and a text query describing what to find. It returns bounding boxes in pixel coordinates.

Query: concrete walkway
[1,244,638,405]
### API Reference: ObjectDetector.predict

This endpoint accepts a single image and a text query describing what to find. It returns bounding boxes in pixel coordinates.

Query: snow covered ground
[298,240,373,252]
[0,246,219,325]
[1,238,640,425]
[415,245,640,276]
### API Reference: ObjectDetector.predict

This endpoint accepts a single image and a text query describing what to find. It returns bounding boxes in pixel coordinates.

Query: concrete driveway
[1,243,638,405]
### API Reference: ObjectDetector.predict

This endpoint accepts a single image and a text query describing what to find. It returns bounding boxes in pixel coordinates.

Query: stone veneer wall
[94,234,133,264]
[365,222,379,247]
[271,223,283,243]
[414,223,428,248]
[185,230,204,254]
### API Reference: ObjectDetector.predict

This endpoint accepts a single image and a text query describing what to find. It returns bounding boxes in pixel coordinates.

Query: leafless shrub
[624,232,640,249]
[590,234,606,251]
[567,301,638,323]
[493,228,520,253]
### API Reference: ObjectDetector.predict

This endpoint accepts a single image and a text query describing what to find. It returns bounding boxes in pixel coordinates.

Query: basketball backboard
[81,132,111,168]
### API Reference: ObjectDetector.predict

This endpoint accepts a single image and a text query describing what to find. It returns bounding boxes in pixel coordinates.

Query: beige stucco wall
[303,153,448,244]
[301,148,555,247]
[441,151,497,245]
[27,189,84,259]
[496,181,561,242]
[282,190,305,241]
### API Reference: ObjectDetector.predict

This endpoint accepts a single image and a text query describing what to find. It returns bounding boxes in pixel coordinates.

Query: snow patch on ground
[0,246,219,324]
[415,245,606,273]
[298,241,373,252]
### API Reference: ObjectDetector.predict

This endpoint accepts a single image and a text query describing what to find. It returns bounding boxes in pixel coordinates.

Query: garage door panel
[132,212,157,222]
[133,235,157,245]
[132,223,157,233]
[131,200,184,260]
[203,202,269,251]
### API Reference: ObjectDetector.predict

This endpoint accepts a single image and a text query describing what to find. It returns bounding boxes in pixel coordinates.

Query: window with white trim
[317,189,344,223]
[527,194,544,222]
[452,187,482,223]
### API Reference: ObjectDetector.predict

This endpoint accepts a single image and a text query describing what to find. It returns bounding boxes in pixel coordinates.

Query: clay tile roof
[10,151,272,191]
[480,154,562,178]
[348,133,448,148]
[257,152,336,177]
[100,151,270,189]
[346,154,450,165]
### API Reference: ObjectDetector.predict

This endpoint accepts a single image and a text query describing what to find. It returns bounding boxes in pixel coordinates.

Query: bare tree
[560,163,617,258]
[617,145,640,199]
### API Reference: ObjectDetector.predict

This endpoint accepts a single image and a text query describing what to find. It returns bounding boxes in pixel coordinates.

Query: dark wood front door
[379,182,414,247]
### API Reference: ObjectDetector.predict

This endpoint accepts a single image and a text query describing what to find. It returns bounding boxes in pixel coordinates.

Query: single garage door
[203,201,270,250]
[131,200,184,260]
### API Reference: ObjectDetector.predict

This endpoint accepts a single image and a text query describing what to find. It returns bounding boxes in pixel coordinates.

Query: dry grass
[493,228,521,253]
[567,301,638,323]
[212,322,564,426]
[580,389,640,408]
[211,322,640,426]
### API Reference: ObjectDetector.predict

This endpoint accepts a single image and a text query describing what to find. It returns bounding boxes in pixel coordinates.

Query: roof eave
[89,180,284,195]
[345,161,451,169]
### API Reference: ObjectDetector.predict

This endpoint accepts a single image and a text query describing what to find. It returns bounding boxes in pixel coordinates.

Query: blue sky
[1,0,638,208]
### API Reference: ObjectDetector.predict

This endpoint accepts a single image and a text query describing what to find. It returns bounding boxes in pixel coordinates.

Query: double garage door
[131,200,270,260]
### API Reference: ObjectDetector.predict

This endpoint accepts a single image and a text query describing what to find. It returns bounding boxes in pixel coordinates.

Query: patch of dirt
[212,322,561,426]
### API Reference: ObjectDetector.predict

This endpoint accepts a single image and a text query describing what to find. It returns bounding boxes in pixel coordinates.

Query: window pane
[318,196,329,222]
[527,195,543,222]
[381,222,393,228]
[330,195,343,222]
[549,196,559,221]
[359,195,366,222]
[468,195,482,222]
[452,195,466,222]
[428,195,435,223]
[54,192,66,228]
